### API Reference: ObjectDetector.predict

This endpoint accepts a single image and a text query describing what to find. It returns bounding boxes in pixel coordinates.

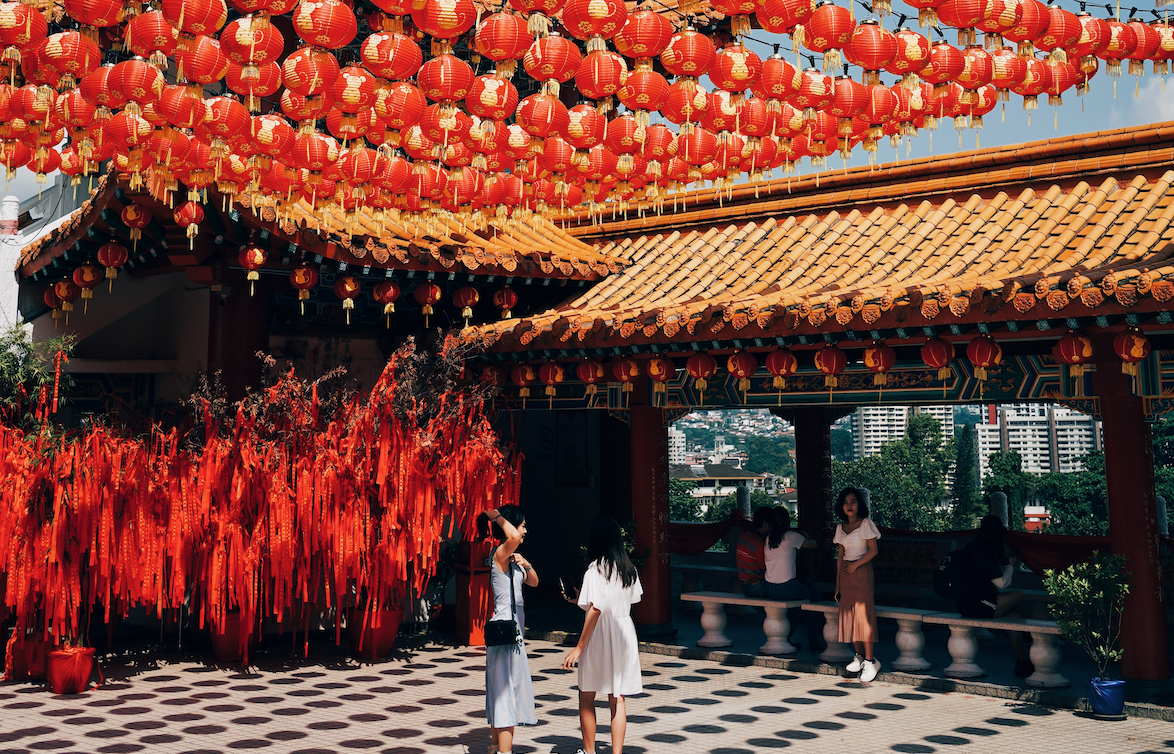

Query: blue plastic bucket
[1087,678,1126,717]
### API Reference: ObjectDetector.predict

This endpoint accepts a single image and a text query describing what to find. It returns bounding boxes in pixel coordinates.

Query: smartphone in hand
[559,576,577,602]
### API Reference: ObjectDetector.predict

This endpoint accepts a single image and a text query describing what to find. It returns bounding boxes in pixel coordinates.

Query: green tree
[951,424,983,527]
[744,434,796,479]
[982,450,1033,531]
[683,425,716,453]
[1037,452,1109,535]
[703,489,773,523]
[0,325,75,429]
[669,477,702,522]
[831,413,954,531]
[831,427,854,461]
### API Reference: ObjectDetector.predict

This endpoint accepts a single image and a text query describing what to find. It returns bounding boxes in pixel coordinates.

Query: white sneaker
[860,658,880,683]
[846,653,864,672]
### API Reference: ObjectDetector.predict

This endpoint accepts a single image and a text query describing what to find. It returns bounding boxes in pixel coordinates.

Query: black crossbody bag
[484,562,521,646]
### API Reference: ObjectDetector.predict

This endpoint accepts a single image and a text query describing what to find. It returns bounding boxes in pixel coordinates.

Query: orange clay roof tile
[461,126,1174,352]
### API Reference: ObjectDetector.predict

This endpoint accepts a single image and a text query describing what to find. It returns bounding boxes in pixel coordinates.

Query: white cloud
[1129,76,1174,123]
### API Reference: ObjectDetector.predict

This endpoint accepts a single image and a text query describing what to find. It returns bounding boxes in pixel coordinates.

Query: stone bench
[801,602,937,672]
[672,564,743,613]
[922,613,1067,688]
[680,591,809,656]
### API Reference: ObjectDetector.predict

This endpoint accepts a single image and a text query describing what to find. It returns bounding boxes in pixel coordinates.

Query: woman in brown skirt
[833,487,881,682]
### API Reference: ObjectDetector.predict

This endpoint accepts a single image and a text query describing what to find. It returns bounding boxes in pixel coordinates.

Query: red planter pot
[47,647,96,695]
[348,609,404,660]
[209,613,256,664]
[4,639,48,681]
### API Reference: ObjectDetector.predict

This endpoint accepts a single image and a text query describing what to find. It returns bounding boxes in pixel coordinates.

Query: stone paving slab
[1,638,1171,754]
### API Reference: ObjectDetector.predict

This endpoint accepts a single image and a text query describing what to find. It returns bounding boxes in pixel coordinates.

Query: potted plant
[1043,551,1131,718]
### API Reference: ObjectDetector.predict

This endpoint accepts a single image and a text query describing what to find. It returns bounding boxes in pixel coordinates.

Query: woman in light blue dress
[480,505,538,754]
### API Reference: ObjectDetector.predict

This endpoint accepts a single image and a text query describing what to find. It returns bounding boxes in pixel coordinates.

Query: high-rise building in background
[667,426,686,466]
[975,404,1102,477]
[845,405,956,461]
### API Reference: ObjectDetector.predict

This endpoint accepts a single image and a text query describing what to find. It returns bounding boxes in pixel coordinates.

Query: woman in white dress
[562,516,643,754]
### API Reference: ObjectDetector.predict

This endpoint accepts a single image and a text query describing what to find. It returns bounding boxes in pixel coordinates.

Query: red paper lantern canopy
[863,341,896,386]
[290,264,318,314]
[412,0,477,44]
[814,344,847,388]
[474,13,531,78]
[846,20,897,85]
[1112,329,1150,377]
[614,9,673,62]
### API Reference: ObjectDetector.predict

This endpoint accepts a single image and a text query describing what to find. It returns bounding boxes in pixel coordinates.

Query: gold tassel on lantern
[343,298,354,325]
[247,270,259,297]
[384,302,395,328]
[187,224,198,250]
[299,289,310,316]
[621,381,633,393]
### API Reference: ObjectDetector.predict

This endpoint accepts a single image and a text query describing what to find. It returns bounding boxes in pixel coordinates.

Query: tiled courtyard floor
[2,637,1171,754]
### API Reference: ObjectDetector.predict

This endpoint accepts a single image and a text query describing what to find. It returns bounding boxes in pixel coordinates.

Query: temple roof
[17,166,624,283]
[460,122,1174,354]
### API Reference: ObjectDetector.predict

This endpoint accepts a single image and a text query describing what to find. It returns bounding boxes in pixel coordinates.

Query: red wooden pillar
[455,539,494,646]
[208,268,270,400]
[795,407,835,581]
[1094,361,1171,693]
[630,403,676,638]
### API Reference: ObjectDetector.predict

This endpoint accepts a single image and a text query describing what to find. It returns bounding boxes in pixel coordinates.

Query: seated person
[958,515,1033,677]
[763,507,826,652]
[735,506,772,598]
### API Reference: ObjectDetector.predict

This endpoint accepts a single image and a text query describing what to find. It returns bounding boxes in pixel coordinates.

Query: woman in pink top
[833,487,881,682]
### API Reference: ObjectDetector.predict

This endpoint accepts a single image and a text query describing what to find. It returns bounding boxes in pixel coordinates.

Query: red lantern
[71,262,102,312]
[561,0,628,52]
[726,351,758,397]
[646,356,675,401]
[40,31,102,90]
[174,35,231,96]
[43,286,62,323]
[576,50,627,108]
[614,10,673,62]
[290,265,318,315]
[1037,5,1081,61]
[333,274,361,324]
[576,360,605,397]
[612,357,640,392]
[54,279,81,317]
[966,335,1002,382]
[236,244,266,296]
[0,3,47,66]
[846,20,897,85]
[474,13,531,79]
[292,0,357,48]
[765,349,798,391]
[368,280,399,324]
[1113,329,1150,377]
[1004,0,1051,58]
[492,287,518,319]
[804,1,856,72]
[661,26,716,82]
[937,0,988,46]
[525,33,583,97]
[481,364,507,389]
[414,281,442,326]
[417,53,475,102]
[795,67,835,119]
[534,361,566,403]
[453,286,479,325]
[921,337,955,379]
[173,200,203,247]
[863,341,896,387]
[922,42,966,92]
[412,0,477,43]
[615,68,669,124]
[814,344,847,389]
[686,353,718,402]
[511,363,536,399]
[96,241,127,290]
[1127,20,1161,78]
[710,44,762,94]
[1055,330,1093,394]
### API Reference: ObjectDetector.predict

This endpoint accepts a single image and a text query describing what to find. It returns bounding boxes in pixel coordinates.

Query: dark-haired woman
[833,487,881,682]
[959,515,1033,677]
[479,506,538,754]
[762,507,826,652]
[562,516,643,754]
